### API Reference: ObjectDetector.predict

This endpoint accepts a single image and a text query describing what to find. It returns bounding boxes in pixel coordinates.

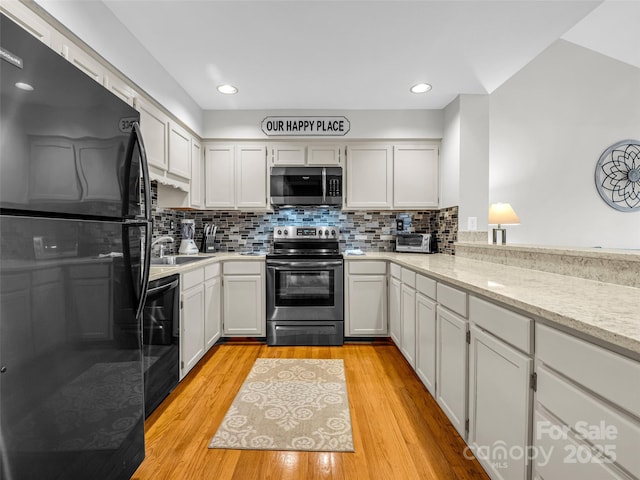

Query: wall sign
[595,140,640,212]
[261,116,350,137]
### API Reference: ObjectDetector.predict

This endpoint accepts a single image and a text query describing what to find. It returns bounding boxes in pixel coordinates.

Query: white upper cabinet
[134,97,169,172]
[307,144,342,165]
[345,144,393,208]
[204,144,235,208]
[236,145,268,209]
[168,121,191,180]
[104,73,137,106]
[1,1,53,46]
[270,143,342,166]
[59,42,105,84]
[393,145,439,208]
[190,138,203,208]
[271,144,306,165]
[204,143,268,210]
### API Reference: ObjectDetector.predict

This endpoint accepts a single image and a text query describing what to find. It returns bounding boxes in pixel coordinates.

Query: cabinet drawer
[470,296,532,353]
[32,267,63,285]
[223,260,262,275]
[537,365,640,476]
[416,274,436,299]
[437,282,467,318]
[348,261,386,275]
[69,263,110,278]
[401,268,416,288]
[205,262,220,279]
[390,263,401,279]
[182,267,204,290]
[534,409,628,480]
[536,323,640,419]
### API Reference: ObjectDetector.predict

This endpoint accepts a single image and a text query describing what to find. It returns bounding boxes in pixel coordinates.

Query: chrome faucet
[151,236,174,258]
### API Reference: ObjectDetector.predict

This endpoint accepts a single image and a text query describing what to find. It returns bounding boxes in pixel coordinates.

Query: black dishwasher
[143,274,180,417]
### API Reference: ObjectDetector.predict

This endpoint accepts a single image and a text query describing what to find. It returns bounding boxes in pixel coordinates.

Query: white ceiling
[101,0,638,111]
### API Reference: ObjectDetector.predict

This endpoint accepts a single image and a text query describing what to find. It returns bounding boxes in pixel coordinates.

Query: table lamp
[488,203,520,245]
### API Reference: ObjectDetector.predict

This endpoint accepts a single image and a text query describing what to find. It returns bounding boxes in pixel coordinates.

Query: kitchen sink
[150,256,210,266]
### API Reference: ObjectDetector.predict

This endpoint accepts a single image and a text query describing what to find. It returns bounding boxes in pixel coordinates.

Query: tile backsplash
[151,182,458,255]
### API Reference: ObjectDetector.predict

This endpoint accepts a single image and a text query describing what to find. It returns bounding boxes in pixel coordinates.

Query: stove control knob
[323,229,328,236]
[277,229,282,235]
[283,229,288,235]
[331,230,336,236]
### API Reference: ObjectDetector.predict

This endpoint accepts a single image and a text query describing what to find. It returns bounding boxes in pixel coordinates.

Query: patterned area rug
[209,358,354,452]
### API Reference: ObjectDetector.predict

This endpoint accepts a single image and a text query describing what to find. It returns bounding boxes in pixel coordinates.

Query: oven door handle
[267,260,343,269]
[146,278,180,297]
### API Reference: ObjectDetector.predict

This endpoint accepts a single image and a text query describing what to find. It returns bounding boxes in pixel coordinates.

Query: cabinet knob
[0,366,7,374]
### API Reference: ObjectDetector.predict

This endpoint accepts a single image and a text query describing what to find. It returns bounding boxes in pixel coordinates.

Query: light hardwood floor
[132,341,490,480]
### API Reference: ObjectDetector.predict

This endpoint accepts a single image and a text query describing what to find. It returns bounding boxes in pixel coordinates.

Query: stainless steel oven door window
[267,259,343,321]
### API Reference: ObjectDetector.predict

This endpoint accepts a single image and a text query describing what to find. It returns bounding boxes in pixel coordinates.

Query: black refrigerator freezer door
[0,215,147,479]
[0,14,143,219]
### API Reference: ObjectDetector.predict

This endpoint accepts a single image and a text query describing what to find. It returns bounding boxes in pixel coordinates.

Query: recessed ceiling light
[217,84,238,95]
[15,82,34,91]
[410,83,432,94]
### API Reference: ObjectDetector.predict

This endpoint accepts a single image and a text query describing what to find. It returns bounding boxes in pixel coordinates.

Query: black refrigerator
[0,14,151,479]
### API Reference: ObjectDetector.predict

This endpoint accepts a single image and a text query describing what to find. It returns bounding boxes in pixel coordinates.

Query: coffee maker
[178,219,199,254]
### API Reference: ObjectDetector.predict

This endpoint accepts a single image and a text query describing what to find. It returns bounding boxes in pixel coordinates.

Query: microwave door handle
[322,167,326,203]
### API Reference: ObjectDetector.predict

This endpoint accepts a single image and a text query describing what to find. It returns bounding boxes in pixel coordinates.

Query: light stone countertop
[148,251,640,359]
[346,253,640,359]
[148,252,265,281]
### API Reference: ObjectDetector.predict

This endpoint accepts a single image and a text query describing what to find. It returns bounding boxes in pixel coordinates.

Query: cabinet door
[307,144,342,165]
[204,144,235,208]
[468,325,533,480]
[389,275,402,346]
[168,121,191,179]
[436,306,468,439]
[400,284,416,368]
[393,145,439,208]
[416,292,437,395]
[181,284,205,376]
[190,139,203,208]
[104,73,136,106]
[1,1,52,46]
[135,97,168,171]
[345,144,392,208]
[60,42,105,84]
[204,276,221,350]
[271,144,306,165]
[223,275,265,336]
[346,274,387,336]
[236,145,267,209]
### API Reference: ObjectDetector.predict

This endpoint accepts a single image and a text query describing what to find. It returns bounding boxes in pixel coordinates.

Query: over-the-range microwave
[270,166,342,206]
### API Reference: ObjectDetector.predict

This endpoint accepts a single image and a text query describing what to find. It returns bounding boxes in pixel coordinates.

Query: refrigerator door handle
[124,121,152,320]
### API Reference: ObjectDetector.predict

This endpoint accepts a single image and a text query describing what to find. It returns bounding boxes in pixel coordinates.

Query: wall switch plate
[467,217,477,230]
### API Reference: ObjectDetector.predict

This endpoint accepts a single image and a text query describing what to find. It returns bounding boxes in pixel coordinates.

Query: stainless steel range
[266,225,344,346]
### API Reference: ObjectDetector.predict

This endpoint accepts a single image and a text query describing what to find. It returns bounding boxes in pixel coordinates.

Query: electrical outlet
[467,217,477,230]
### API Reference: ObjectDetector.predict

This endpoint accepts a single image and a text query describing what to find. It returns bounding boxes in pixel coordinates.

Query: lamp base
[492,227,507,245]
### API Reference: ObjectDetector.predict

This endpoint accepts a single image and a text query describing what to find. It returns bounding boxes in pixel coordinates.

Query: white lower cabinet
[415,289,437,395]
[400,270,417,368]
[389,274,402,346]
[436,304,469,440]
[534,323,640,480]
[223,261,265,336]
[181,268,205,378]
[204,263,222,350]
[468,325,533,480]
[345,261,387,336]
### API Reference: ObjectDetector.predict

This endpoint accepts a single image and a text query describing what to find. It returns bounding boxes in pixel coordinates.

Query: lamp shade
[488,203,520,225]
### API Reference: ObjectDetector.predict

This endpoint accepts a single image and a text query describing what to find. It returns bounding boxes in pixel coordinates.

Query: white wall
[490,40,640,249]
[440,95,490,231]
[34,0,203,135]
[202,109,443,140]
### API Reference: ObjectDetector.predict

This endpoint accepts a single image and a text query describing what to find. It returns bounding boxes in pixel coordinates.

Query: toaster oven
[395,233,437,253]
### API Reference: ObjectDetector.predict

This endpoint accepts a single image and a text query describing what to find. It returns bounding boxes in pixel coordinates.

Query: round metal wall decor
[594,140,640,212]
